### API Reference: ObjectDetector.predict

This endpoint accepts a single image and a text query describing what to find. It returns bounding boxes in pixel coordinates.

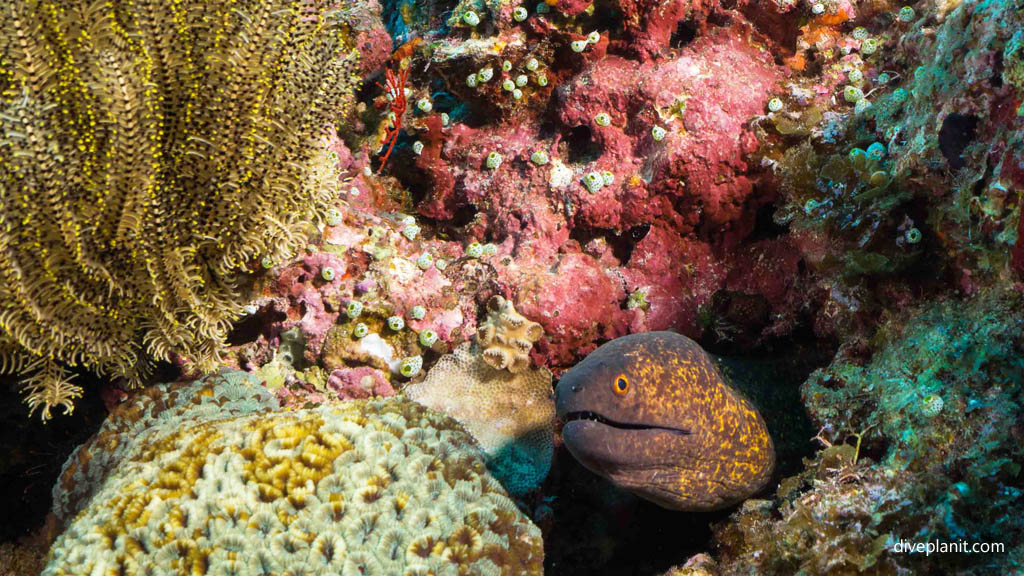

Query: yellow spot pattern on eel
[555,331,775,511]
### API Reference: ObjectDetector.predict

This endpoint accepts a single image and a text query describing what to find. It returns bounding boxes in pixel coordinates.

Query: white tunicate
[582,172,603,193]
[587,31,600,44]
[571,40,588,53]
[651,125,667,141]
[531,150,549,165]
[502,60,512,72]
[515,75,528,87]
[416,98,432,113]
[441,112,450,126]
[502,79,515,91]
[462,11,480,26]
[767,98,784,113]
[601,171,614,186]
[412,141,424,155]
[486,152,502,169]
[477,67,494,83]
[536,74,548,86]
[513,6,528,21]
[594,112,611,126]
[525,57,539,71]
[513,88,523,100]
[548,159,573,188]
[466,73,478,88]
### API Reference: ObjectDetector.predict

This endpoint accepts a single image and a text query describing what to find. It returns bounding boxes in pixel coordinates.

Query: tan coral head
[475,295,543,373]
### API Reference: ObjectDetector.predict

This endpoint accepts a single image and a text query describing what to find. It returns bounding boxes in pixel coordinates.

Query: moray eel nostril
[555,331,775,511]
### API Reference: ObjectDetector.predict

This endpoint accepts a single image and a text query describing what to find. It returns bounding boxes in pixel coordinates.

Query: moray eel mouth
[561,411,691,436]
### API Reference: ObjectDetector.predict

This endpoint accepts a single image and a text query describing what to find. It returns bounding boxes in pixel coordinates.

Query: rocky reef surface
[1,0,1023,574]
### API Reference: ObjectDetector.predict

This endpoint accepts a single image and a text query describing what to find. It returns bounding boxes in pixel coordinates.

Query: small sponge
[476,295,544,373]
[405,342,555,496]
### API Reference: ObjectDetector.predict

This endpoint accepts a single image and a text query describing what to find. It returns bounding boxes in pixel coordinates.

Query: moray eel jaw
[556,331,775,511]
[561,410,692,435]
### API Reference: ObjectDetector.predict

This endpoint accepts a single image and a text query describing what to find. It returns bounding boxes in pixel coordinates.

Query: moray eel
[555,331,774,511]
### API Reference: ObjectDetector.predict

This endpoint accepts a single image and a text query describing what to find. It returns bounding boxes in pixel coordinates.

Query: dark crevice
[745,202,788,242]
[569,226,644,265]
[991,51,1004,88]
[670,20,698,49]
[938,113,978,170]
[227,307,286,346]
[565,125,603,165]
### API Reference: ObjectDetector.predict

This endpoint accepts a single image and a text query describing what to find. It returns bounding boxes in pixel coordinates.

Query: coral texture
[476,295,544,373]
[713,289,1024,574]
[46,371,544,575]
[405,342,555,496]
[0,0,360,419]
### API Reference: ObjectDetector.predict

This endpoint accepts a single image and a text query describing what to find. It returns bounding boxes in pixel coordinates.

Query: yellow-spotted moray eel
[555,331,774,511]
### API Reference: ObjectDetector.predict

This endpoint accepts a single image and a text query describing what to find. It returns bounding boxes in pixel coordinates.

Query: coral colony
[0,0,1022,574]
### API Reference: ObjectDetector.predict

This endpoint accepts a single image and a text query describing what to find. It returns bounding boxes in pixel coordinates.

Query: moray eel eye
[613,375,629,396]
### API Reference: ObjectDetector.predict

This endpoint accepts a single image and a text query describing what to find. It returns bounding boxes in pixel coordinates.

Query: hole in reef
[745,202,789,243]
[565,125,602,165]
[938,113,978,170]
[227,306,286,346]
[670,20,698,49]
[991,51,1004,88]
[568,226,646,265]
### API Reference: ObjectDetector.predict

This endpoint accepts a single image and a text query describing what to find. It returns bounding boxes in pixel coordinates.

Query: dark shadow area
[544,447,730,575]
[938,113,978,170]
[670,20,698,49]
[568,225,650,266]
[0,369,108,542]
[565,125,603,165]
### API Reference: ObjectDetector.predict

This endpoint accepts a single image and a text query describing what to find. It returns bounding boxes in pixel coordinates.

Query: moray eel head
[556,331,774,511]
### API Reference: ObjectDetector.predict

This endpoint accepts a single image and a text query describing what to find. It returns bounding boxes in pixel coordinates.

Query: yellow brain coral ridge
[45,372,544,575]
[0,0,361,420]
[475,295,544,373]
[404,342,555,496]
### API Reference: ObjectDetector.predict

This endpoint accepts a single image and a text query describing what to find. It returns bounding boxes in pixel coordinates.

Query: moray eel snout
[556,331,775,511]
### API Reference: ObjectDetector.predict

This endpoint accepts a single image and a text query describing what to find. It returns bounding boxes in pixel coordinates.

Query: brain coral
[45,372,544,575]
[405,343,555,496]
[476,296,544,373]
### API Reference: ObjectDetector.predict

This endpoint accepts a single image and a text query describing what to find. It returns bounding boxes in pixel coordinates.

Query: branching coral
[476,295,543,373]
[0,0,361,419]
